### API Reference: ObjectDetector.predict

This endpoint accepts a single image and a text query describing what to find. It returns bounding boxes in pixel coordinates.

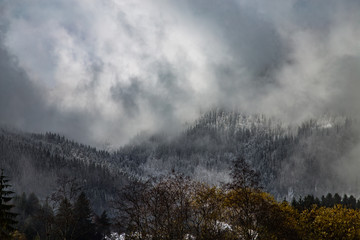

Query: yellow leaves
[220,188,360,240]
[186,183,360,240]
[223,188,275,208]
[121,174,360,240]
[299,205,360,240]
[192,185,224,206]
[10,230,26,240]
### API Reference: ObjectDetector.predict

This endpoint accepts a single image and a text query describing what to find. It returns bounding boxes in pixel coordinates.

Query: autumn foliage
[114,158,360,240]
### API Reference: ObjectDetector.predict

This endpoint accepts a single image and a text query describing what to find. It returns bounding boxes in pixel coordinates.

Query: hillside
[1,110,359,207]
[0,128,130,213]
[112,110,360,199]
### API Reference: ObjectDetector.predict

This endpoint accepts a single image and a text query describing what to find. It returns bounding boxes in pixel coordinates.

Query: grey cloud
[0,0,360,147]
[111,78,141,117]
[179,0,289,81]
[292,0,335,31]
[0,35,46,130]
[0,32,106,146]
[110,61,187,133]
[327,56,360,116]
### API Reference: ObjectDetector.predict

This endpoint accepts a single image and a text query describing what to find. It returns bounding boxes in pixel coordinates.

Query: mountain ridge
[1,110,359,210]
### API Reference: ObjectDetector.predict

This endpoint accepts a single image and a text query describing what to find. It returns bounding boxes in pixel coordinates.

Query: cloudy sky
[0,0,360,147]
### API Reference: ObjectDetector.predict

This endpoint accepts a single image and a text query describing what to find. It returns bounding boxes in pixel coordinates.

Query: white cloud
[1,0,360,146]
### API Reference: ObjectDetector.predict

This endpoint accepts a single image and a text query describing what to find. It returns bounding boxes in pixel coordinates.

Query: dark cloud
[0,35,46,130]
[327,56,360,116]
[111,79,142,117]
[201,0,287,78]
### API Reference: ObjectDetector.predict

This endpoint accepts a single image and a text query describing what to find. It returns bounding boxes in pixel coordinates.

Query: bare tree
[113,174,195,240]
[225,157,269,240]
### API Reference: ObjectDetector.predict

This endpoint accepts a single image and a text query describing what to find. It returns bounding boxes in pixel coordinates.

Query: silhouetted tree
[73,192,95,240]
[0,169,17,239]
[95,211,110,239]
[347,195,357,209]
[54,198,75,240]
[333,193,341,205]
[13,192,42,239]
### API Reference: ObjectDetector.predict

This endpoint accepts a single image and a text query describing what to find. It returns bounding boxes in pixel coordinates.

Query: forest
[2,157,360,240]
[2,110,359,206]
[1,0,360,239]
[1,111,360,239]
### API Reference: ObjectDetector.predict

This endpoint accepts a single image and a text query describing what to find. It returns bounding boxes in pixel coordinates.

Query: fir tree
[95,211,110,239]
[73,192,95,240]
[0,169,17,239]
[54,198,74,240]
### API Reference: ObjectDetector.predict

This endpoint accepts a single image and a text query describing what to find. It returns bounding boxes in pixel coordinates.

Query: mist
[1,0,360,147]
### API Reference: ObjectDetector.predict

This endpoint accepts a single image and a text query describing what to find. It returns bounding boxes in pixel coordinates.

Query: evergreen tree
[356,199,360,209]
[0,169,17,239]
[342,194,349,207]
[303,195,319,209]
[73,192,95,240]
[54,198,74,240]
[333,193,342,205]
[95,211,110,239]
[348,195,357,209]
[324,193,334,207]
[36,200,55,240]
[14,192,42,239]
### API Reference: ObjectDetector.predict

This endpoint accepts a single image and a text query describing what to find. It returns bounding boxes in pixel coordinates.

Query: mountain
[0,128,130,213]
[112,110,360,199]
[1,109,359,210]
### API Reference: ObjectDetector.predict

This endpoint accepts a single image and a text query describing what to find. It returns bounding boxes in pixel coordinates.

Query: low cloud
[0,0,360,146]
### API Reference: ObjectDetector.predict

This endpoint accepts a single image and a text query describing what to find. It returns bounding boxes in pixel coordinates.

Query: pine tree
[0,169,17,239]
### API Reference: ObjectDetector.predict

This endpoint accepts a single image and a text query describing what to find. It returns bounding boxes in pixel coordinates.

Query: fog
[1,0,360,147]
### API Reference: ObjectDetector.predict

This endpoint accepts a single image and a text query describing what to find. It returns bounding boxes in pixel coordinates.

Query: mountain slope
[1,110,359,206]
[0,128,130,213]
[112,110,360,199]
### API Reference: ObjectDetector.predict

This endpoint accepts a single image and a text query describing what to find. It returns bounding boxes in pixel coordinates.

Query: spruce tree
[73,192,95,240]
[95,211,110,239]
[334,193,342,205]
[55,198,74,240]
[0,169,17,239]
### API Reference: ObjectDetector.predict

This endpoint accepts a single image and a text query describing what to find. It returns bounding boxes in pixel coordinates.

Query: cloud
[0,0,360,146]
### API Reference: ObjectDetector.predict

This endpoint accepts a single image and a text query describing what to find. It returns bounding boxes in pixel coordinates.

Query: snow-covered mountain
[1,110,359,208]
[112,110,360,199]
[0,128,130,213]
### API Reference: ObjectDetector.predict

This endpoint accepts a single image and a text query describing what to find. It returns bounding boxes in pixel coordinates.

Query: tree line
[0,128,130,214]
[3,157,360,239]
[292,193,360,211]
[112,158,360,240]
[0,171,110,240]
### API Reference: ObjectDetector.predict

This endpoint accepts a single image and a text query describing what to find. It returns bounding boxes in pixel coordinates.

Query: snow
[104,232,125,240]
